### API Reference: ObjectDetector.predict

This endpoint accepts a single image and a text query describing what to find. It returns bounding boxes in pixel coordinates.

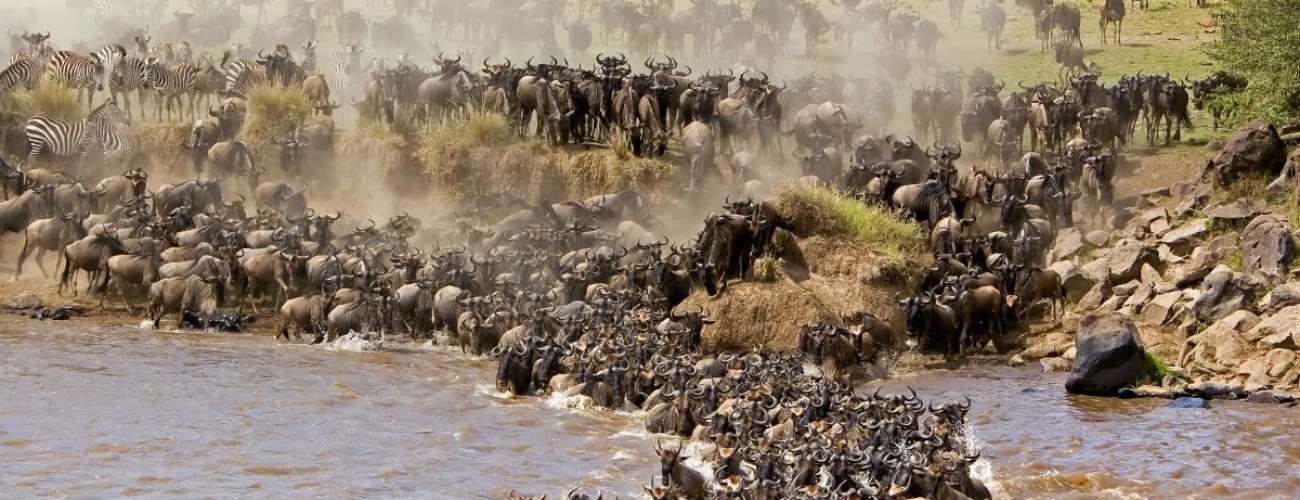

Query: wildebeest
[976,1,1006,51]
[14,212,86,279]
[147,275,226,329]
[1190,71,1248,130]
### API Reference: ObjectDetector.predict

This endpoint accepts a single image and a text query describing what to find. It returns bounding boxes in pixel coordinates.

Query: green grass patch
[1222,247,1243,271]
[773,181,928,268]
[1135,352,1187,387]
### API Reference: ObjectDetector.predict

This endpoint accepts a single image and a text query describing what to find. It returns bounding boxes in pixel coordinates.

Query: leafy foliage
[1207,0,1300,120]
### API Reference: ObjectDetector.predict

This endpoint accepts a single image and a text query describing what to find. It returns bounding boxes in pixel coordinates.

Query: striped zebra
[330,42,364,97]
[144,59,198,122]
[0,57,40,94]
[300,41,318,75]
[23,100,134,171]
[109,55,150,120]
[218,49,264,98]
[46,50,109,112]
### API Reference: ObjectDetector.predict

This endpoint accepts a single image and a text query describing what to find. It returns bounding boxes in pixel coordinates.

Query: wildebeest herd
[0,0,1257,497]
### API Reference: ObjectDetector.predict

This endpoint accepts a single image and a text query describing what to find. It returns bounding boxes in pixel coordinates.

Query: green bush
[1208,0,1300,120]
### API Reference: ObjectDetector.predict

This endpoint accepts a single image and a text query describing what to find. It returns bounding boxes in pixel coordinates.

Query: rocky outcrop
[1206,119,1287,187]
[1066,313,1146,395]
[1050,228,1086,261]
[1203,198,1265,224]
[1241,214,1294,282]
[1188,267,1264,322]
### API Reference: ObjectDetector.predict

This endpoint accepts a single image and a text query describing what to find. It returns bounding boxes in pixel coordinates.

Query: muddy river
[2,322,1298,499]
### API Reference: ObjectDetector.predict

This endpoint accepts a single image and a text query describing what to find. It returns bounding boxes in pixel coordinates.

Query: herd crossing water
[3,322,1299,498]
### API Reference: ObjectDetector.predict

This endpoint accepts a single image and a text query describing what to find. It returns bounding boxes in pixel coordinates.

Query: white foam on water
[962,423,1008,500]
[138,320,155,329]
[323,331,384,352]
[544,390,596,411]
[476,383,515,400]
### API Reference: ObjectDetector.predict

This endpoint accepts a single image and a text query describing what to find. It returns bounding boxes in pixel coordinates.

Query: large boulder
[1206,119,1287,187]
[1188,266,1264,322]
[1241,214,1295,282]
[1105,240,1162,283]
[1065,313,1147,395]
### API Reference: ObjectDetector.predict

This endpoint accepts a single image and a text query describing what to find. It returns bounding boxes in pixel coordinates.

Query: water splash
[323,331,384,352]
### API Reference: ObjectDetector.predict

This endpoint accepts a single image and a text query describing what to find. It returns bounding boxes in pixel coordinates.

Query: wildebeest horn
[1015,194,1028,203]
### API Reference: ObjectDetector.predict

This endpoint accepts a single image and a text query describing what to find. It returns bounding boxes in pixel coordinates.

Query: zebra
[23,100,132,172]
[109,55,151,120]
[144,59,198,122]
[300,41,318,75]
[46,50,108,112]
[0,57,40,94]
[218,49,263,98]
[176,41,194,66]
[330,42,364,97]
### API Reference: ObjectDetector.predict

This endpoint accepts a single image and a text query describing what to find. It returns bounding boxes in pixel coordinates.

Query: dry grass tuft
[6,77,83,121]
[239,83,312,156]
[416,112,676,203]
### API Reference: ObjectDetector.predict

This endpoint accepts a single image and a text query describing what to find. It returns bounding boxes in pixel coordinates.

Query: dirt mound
[682,235,904,352]
[138,124,189,177]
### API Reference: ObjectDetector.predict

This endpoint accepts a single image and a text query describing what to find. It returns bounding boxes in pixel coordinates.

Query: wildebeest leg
[117,278,135,313]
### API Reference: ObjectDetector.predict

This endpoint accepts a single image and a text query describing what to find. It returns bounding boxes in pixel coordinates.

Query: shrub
[240,82,312,154]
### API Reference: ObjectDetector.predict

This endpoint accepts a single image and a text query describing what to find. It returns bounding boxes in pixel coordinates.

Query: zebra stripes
[145,58,198,122]
[46,50,107,112]
[176,41,194,66]
[109,55,150,119]
[218,49,263,98]
[24,101,117,169]
[0,57,40,94]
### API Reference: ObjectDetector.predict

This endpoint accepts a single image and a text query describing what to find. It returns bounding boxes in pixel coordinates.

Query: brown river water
[2,321,1299,499]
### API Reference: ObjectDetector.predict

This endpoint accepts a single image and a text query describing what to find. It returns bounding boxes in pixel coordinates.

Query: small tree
[1207,0,1300,121]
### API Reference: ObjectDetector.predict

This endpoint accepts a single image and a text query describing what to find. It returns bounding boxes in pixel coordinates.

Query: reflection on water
[2,322,1298,499]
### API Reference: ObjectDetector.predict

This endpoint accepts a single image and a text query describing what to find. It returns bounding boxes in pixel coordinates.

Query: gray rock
[1189,267,1264,322]
[1085,230,1111,247]
[1260,282,1300,312]
[1168,397,1211,409]
[1241,214,1295,282]
[1106,240,1163,283]
[1049,261,1092,302]
[1203,198,1265,223]
[1077,282,1112,311]
[1174,265,1213,289]
[1080,257,1111,283]
[1150,218,1172,236]
[1154,281,1179,295]
[1160,218,1210,249]
[1142,292,1183,325]
[1248,305,1300,348]
[1142,187,1172,198]
[1173,183,1212,218]
[1140,263,1163,283]
[1139,207,1169,226]
[1113,281,1140,296]
[1066,313,1147,396]
[1099,295,1126,311]
[1052,228,1086,260]
[1246,390,1293,404]
[1123,283,1154,309]
[1186,381,1249,399]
